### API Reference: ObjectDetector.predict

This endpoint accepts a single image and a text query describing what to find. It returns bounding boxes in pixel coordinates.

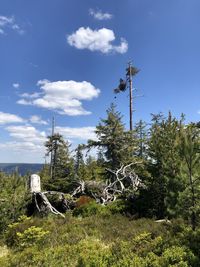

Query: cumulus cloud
[89,9,113,20]
[55,126,96,141]
[67,27,128,54]
[0,111,24,124]
[0,125,47,161]
[18,79,100,116]
[29,115,48,125]
[0,15,24,35]
[5,125,46,144]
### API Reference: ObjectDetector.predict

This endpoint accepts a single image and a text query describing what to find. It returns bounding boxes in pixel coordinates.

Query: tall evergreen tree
[177,123,200,230]
[44,133,75,192]
[145,112,184,218]
[88,104,137,181]
[74,144,87,180]
[135,120,148,158]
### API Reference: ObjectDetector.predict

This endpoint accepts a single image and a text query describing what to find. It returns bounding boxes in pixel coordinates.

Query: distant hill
[0,163,44,176]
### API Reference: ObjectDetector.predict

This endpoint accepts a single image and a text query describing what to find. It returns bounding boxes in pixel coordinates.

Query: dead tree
[71,163,144,204]
[28,174,67,218]
[28,163,144,217]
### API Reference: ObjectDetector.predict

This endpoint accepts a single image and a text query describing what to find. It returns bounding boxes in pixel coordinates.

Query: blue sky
[0,0,200,163]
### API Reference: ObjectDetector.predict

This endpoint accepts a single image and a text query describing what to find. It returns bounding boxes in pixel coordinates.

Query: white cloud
[0,125,47,162]
[89,9,113,20]
[5,125,46,144]
[0,16,13,34]
[18,79,100,116]
[0,125,97,162]
[0,111,24,124]
[11,24,24,35]
[29,115,48,125]
[0,15,24,35]
[13,83,20,89]
[0,140,45,163]
[55,126,96,140]
[17,99,32,105]
[0,141,43,153]
[67,27,128,54]
[20,92,41,99]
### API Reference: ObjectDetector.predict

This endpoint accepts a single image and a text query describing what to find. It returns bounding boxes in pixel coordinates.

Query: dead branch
[33,192,65,218]
[72,162,144,205]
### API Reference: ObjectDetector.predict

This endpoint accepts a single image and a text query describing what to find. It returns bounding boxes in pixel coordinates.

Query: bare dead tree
[29,162,144,217]
[29,174,68,218]
[33,192,65,218]
[71,162,144,205]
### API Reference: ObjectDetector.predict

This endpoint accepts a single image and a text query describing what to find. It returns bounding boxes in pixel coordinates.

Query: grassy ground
[0,212,199,266]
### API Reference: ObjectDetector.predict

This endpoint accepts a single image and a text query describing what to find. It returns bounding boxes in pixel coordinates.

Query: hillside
[0,163,44,176]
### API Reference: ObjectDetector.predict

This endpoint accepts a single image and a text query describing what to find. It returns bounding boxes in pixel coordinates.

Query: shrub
[5,215,31,247]
[106,199,128,214]
[76,196,94,208]
[73,201,109,217]
[160,246,196,267]
[17,226,49,248]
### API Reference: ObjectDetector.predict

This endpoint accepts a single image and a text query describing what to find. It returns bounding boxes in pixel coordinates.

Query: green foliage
[45,133,74,183]
[1,215,200,266]
[177,124,200,230]
[5,215,32,247]
[88,103,138,181]
[73,201,109,217]
[160,246,192,267]
[0,172,27,234]
[17,226,49,248]
[2,106,200,265]
[144,113,184,218]
[106,199,129,214]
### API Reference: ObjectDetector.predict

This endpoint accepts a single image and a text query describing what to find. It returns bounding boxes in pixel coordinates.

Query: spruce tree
[146,112,183,218]
[177,123,200,230]
[45,133,74,192]
[74,144,86,180]
[88,104,136,181]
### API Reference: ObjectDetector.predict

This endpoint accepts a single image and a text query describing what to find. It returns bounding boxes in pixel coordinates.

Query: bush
[106,199,128,214]
[1,215,200,266]
[5,215,31,247]
[160,246,196,267]
[76,196,94,208]
[17,226,49,248]
[73,201,109,217]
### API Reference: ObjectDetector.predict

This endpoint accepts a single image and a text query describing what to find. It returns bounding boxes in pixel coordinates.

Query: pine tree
[135,120,148,158]
[88,104,137,181]
[74,144,87,180]
[146,112,184,218]
[45,133,74,192]
[177,123,200,230]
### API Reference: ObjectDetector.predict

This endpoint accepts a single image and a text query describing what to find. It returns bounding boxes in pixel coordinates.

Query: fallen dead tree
[33,191,65,218]
[28,163,144,217]
[28,174,71,218]
[71,163,145,205]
